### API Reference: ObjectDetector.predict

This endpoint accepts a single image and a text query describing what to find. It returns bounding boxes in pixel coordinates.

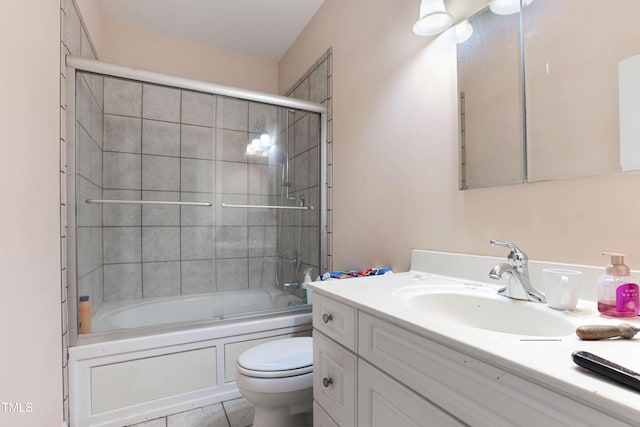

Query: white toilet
[235,337,313,427]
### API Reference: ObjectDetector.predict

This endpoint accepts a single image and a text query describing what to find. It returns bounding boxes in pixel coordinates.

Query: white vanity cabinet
[313,293,464,427]
[313,292,635,427]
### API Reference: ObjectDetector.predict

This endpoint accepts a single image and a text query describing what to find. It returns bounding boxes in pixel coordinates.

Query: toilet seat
[237,337,312,379]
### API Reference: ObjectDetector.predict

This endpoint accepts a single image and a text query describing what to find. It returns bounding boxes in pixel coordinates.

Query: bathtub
[92,289,304,332]
[69,291,312,427]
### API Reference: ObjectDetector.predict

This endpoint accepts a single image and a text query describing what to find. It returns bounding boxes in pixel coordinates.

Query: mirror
[457,0,640,189]
[457,5,524,189]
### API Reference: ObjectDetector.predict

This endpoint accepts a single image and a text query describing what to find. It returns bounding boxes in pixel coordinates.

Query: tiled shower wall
[75,75,322,302]
[285,48,333,274]
[75,72,105,312]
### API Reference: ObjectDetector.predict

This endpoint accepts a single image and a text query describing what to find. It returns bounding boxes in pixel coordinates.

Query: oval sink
[398,286,576,337]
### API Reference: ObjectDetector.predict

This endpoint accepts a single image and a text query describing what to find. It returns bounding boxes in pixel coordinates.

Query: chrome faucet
[282,281,300,291]
[488,240,546,303]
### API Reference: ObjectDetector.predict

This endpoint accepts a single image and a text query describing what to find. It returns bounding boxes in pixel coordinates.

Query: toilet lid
[237,337,312,378]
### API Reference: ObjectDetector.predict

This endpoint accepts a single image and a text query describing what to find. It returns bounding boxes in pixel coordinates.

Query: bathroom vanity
[310,250,640,426]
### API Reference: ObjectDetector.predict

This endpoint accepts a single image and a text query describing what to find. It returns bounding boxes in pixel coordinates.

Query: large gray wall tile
[142,120,180,157]
[181,193,214,226]
[181,227,214,260]
[143,262,180,297]
[142,155,180,191]
[181,260,215,294]
[216,162,247,194]
[76,177,102,227]
[247,195,277,226]
[104,114,141,153]
[181,125,214,160]
[182,159,214,193]
[310,60,329,103]
[104,227,141,264]
[104,263,142,301]
[249,102,278,135]
[103,152,141,190]
[249,257,277,289]
[104,77,142,117]
[216,97,248,131]
[248,164,277,196]
[143,84,181,122]
[76,227,102,278]
[294,114,310,156]
[248,226,277,257]
[142,227,180,262]
[182,91,215,127]
[103,190,141,227]
[216,259,248,291]
[216,194,247,226]
[216,227,248,258]
[142,191,180,226]
[294,150,310,191]
[216,129,248,162]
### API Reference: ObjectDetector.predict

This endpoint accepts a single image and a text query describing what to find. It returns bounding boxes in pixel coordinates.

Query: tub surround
[310,250,640,425]
[69,310,311,426]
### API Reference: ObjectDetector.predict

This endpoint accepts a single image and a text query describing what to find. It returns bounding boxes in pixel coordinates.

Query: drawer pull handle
[322,377,333,387]
[322,313,333,323]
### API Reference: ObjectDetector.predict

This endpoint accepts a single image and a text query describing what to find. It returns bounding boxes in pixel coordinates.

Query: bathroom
[4,0,640,426]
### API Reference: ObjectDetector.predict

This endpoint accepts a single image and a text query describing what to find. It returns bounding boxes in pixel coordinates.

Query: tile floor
[128,397,254,427]
[128,396,314,427]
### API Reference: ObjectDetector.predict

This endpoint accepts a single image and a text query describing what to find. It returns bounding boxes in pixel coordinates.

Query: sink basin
[396,285,576,337]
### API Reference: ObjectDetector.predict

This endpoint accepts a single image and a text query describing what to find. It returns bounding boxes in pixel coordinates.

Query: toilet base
[238,381,312,427]
[252,402,312,427]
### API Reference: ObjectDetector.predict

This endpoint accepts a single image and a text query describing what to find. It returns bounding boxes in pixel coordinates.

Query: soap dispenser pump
[597,252,639,317]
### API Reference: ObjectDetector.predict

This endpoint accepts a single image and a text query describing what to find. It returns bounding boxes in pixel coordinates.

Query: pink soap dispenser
[597,252,639,317]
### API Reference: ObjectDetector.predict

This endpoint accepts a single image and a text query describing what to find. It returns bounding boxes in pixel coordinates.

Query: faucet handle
[490,240,528,266]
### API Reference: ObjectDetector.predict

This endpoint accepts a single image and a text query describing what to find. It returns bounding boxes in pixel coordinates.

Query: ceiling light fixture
[489,0,534,16]
[413,0,454,36]
[454,20,473,44]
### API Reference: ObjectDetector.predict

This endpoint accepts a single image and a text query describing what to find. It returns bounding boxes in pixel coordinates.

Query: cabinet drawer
[314,400,339,427]
[314,330,357,427]
[313,293,357,351]
[358,359,464,427]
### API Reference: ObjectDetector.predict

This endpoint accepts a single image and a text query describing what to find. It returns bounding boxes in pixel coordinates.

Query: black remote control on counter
[572,351,640,392]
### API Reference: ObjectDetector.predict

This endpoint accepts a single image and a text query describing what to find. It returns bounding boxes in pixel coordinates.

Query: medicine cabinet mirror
[457,0,640,189]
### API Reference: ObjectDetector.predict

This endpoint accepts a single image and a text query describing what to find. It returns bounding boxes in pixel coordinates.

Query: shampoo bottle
[597,252,639,317]
[78,295,92,334]
[302,268,313,305]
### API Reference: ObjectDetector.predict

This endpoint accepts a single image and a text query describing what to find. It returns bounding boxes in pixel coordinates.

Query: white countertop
[310,270,640,424]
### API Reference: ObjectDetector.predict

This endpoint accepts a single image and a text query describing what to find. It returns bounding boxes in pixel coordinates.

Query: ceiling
[97,0,325,61]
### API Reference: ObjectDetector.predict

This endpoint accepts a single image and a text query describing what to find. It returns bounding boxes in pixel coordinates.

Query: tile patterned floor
[127,397,254,427]
[127,396,313,427]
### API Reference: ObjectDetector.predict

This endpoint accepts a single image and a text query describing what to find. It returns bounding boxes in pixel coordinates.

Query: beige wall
[98,20,279,93]
[0,1,63,426]
[279,0,640,272]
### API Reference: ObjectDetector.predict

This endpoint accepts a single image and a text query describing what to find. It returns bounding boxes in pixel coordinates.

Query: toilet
[235,337,313,427]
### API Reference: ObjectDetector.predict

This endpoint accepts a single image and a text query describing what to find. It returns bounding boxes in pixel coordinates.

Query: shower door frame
[65,55,328,346]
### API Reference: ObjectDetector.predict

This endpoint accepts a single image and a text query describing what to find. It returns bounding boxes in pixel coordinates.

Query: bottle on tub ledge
[302,268,313,305]
[78,295,92,333]
[597,252,639,317]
